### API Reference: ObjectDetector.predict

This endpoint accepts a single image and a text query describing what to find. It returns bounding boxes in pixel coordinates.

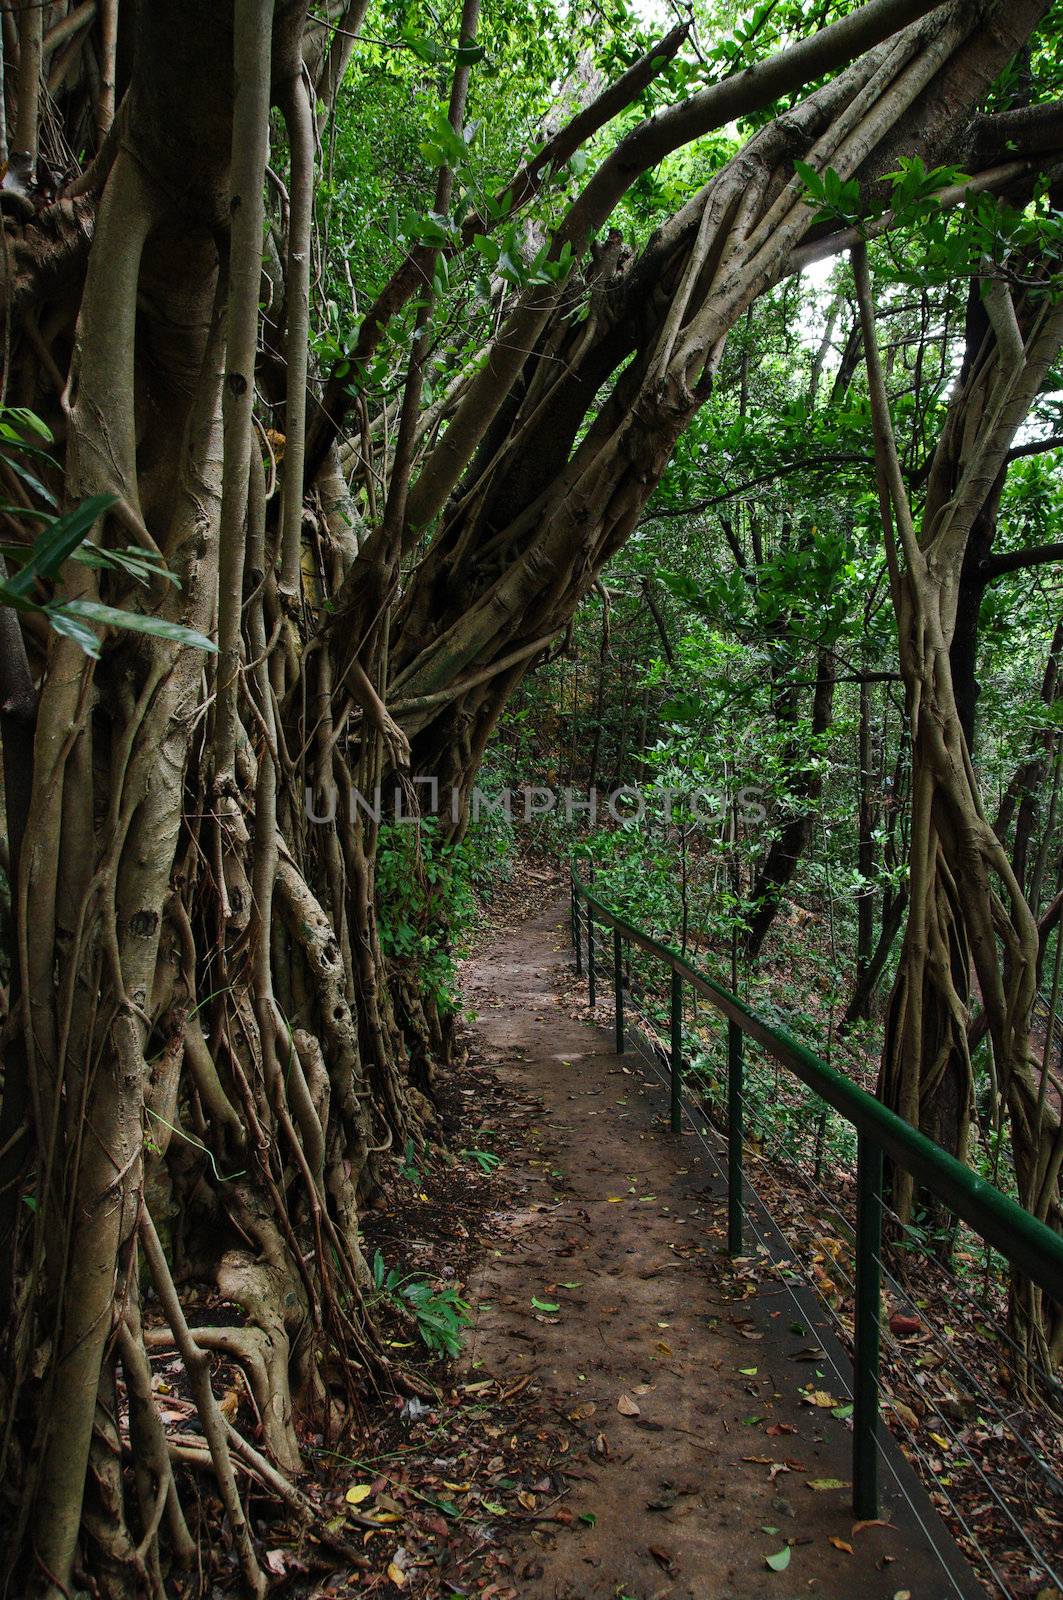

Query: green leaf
[531,1296,560,1312]
[2,495,116,599]
[75,543,177,587]
[3,407,53,442]
[49,598,217,652]
[765,1546,791,1571]
[402,29,446,63]
[41,606,103,656]
[2,449,58,508]
[793,159,824,199]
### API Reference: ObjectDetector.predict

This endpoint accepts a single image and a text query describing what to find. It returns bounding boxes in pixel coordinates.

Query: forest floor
[318,892,982,1599]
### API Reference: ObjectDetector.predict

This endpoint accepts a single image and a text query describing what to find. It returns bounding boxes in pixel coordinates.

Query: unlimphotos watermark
[304,780,767,827]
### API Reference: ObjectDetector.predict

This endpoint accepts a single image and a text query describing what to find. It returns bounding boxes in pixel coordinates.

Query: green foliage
[399,1137,424,1183]
[376,819,472,1013]
[376,814,509,1012]
[0,407,217,657]
[371,1249,471,1358]
[793,160,861,227]
[462,1147,502,1174]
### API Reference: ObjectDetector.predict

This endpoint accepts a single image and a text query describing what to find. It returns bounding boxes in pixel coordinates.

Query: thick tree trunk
[855,241,1063,1371]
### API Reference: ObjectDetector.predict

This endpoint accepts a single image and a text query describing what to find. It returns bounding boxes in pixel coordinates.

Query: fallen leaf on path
[829,1536,853,1554]
[886,1399,920,1431]
[616,1393,640,1417]
[765,1546,791,1571]
[806,1478,846,1492]
[345,1485,373,1505]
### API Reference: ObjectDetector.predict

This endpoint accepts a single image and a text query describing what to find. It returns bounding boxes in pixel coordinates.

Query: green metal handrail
[570,868,1063,1520]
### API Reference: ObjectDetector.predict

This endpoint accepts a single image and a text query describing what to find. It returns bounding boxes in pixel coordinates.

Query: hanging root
[134,1202,381,1586]
[140,1207,268,1599]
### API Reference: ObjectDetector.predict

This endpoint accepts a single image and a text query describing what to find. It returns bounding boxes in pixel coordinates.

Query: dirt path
[459,900,979,1600]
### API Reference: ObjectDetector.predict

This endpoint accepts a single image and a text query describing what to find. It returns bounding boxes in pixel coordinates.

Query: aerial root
[139,1206,269,1597]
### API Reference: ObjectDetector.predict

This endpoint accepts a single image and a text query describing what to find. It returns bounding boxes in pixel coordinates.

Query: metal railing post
[670,968,682,1133]
[727,1019,744,1255]
[587,908,595,1009]
[853,1134,883,1519]
[614,928,624,1053]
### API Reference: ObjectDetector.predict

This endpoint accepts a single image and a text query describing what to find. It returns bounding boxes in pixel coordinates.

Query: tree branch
[788,156,1058,275]
[308,0,942,485]
[982,540,1063,579]
[568,0,945,258]
[640,577,675,666]
[304,20,690,482]
[1007,433,1063,463]
[971,99,1063,167]
[639,451,872,522]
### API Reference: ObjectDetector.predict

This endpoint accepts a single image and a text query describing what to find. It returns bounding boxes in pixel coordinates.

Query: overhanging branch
[982,540,1063,579]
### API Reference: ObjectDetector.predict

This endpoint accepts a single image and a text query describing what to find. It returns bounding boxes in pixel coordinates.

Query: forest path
[458,899,978,1600]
